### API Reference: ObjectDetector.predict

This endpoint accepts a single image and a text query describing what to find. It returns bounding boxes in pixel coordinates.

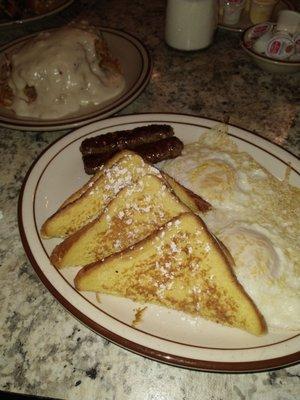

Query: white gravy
[7,28,125,119]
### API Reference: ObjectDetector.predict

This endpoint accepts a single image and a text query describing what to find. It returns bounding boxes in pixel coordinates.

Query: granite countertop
[0,1,299,399]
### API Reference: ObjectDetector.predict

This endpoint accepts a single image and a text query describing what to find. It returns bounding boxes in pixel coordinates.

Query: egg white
[162,125,300,331]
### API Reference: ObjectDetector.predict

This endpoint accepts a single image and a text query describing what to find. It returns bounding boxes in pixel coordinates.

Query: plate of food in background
[0,0,74,27]
[0,24,151,130]
[18,113,300,372]
[218,0,295,32]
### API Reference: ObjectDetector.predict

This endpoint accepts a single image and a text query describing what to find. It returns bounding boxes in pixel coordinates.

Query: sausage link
[80,124,174,155]
[83,136,183,174]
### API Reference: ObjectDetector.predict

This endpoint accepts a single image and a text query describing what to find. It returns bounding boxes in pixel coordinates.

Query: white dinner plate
[0,0,74,27]
[0,28,151,131]
[218,0,295,32]
[18,113,300,372]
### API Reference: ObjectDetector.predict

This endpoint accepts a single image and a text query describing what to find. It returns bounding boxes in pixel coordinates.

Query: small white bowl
[241,24,300,74]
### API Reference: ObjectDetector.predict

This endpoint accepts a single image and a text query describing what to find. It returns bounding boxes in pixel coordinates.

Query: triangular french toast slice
[61,151,211,214]
[41,151,159,238]
[51,174,189,268]
[75,212,267,335]
[41,150,211,238]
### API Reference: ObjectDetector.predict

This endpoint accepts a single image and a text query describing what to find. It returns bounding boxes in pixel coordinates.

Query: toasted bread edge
[75,212,267,336]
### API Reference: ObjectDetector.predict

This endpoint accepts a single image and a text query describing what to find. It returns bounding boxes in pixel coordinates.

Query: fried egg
[162,125,300,331]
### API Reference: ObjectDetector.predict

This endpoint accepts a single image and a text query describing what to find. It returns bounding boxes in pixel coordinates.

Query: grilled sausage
[82,136,184,174]
[80,124,174,156]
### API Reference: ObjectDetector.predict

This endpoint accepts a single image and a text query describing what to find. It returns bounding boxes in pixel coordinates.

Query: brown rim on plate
[16,214,300,373]
[32,120,300,351]
[0,0,74,27]
[18,113,300,372]
[0,28,152,131]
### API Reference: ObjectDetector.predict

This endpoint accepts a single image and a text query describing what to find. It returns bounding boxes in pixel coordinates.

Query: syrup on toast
[75,212,267,336]
[51,174,189,268]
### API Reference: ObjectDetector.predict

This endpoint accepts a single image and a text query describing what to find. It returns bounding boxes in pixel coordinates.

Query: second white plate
[0,28,151,131]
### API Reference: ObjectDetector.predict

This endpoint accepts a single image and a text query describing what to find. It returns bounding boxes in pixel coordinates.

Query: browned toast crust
[50,217,98,267]
[41,150,212,238]
[50,173,190,268]
[162,172,212,214]
[75,212,267,335]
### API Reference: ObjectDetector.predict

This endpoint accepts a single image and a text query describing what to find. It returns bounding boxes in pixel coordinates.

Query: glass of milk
[165,0,217,51]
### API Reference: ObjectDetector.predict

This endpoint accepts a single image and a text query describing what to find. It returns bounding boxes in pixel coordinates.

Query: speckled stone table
[0,1,299,399]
